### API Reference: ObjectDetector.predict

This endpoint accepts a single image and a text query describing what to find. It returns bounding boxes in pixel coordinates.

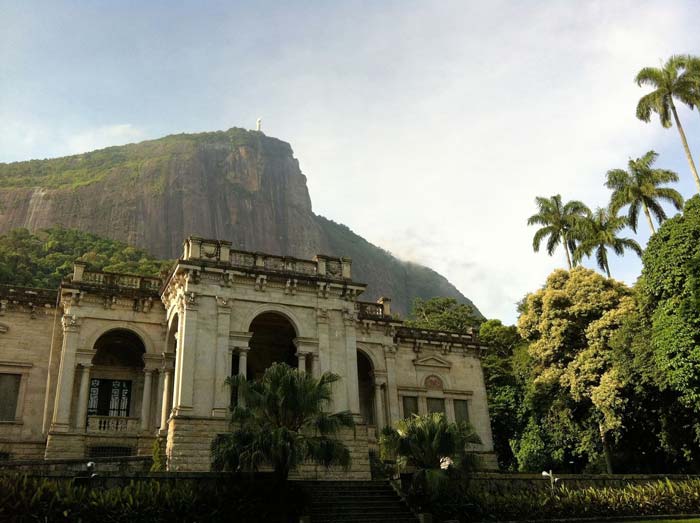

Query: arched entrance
[245,312,298,381]
[88,329,146,420]
[357,350,375,426]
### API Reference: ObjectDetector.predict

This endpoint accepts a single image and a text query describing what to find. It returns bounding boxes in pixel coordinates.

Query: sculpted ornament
[62,314,79,331]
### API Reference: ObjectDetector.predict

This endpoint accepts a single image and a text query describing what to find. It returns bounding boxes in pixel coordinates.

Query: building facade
[0,237,496,476]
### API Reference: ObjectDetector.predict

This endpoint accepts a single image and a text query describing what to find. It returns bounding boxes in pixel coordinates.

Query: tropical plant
[380,413,481,507]
[605,150,684,234]
[673,54,700,114]
[573,207,642,278]
[528,195,591,269]
[635,56,700,192]
[211,363,354,481]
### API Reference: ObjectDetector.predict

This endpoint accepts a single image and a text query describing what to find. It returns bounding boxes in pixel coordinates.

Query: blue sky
[1,0,699,323]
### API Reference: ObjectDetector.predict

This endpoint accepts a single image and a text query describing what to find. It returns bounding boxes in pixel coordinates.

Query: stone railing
[86,416,140,434]
[78,268,161,292]
[356,299,393,320]
[181,237,354,280]
[356,301,385,319]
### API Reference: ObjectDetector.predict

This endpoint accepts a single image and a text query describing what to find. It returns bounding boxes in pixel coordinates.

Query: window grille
[87,446,134,458]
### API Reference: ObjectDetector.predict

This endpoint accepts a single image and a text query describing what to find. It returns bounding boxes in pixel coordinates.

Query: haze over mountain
[0,127,479,316]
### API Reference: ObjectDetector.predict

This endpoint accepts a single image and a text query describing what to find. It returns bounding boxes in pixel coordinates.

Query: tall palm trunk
[670,100,700,193]
[563,240,573,270]
[642,203,656,234]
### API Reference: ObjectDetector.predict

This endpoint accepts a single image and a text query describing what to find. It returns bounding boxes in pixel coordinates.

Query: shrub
[420,478,700,522]
[0,474,299,522]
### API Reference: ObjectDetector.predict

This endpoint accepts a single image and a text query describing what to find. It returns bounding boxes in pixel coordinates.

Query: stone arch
[238,303,306,339]
[245,312,299,381]
[84,322,157,357]
[87,328,147,419]
[356,349,375,425]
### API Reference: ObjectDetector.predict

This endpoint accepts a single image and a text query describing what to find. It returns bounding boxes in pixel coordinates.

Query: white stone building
[0,237,496,476]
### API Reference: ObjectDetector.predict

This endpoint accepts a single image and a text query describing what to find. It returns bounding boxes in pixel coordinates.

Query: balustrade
[86,415,140,433]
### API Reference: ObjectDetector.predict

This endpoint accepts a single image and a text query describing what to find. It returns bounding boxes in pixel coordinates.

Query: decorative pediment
[0,322,7,334]
[413,355,452,369]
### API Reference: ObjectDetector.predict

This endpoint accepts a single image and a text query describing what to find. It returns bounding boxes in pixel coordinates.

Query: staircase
[298,480,419,523]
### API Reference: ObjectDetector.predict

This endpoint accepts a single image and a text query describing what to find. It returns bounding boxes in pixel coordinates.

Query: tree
[517,268,634,473]
[528,195,590,269]
[573,207,642,278]
[635,56,700,192]
[211,363,355,481]
[605,150,684,234]
[404,297,481,332]
[380,413,481,505]
[673,54,700,116]
[478,319,530,471]
[637,195,700,417]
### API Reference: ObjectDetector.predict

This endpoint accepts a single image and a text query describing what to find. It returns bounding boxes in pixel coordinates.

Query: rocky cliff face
[0,128,479,315]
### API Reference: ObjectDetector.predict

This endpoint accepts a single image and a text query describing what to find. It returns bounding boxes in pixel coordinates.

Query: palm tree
[380,413,481,506]
[528,195,591,269]
[635,56,700,192]
[573,207,643,278]
[605,150,684,234]
[211,362,355,481]
[673,54,700,116]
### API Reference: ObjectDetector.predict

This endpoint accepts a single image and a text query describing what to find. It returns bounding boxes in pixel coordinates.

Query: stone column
[75,364,92,430]
[237,349,248,379]
[384,345,400,426]
[51,315,81,431]
[212,298,233,418]
[374,382,386,429]
[296,352,307,373]
[160,368,173,432]
[140,369,154,432]
[311,353,320,378]
[343,311,360,414]
[174,298,198,414]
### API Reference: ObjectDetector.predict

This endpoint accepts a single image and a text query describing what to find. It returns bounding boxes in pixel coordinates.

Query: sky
[1,0,699,323]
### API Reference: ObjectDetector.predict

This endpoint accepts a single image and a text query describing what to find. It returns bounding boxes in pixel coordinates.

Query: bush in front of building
[0,474,297,522]
[421,478,700,521]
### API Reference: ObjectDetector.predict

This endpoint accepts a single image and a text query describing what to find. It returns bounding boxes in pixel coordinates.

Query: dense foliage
[427,479,700,522]
[379,413,481,511]
[211,363,354,481]
[0,474,300,522]
[403,297,480,331]
[0,228,171,288]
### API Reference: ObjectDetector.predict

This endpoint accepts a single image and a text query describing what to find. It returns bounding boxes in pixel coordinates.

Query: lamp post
[541,470,559,491]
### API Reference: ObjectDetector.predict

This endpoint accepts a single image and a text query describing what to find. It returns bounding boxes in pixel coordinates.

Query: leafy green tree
[527,195,590,269]
[0,227,171,288]
[605,150,684,234]
[635,56,700,192]
[211,363,354,481]
[518,268,633,473]
[404,297,481,332]
[478,319,530,470]
[637,195,700,419]
[573,207,642,278]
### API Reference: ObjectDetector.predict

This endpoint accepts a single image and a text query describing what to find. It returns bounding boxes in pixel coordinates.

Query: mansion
[0,237,496,477]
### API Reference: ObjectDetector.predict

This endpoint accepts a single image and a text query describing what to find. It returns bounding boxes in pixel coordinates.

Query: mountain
[0,127,479,316]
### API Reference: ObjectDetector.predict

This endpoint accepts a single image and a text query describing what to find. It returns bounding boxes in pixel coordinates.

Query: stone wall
[0,299,59,461]
[0,455,152,475]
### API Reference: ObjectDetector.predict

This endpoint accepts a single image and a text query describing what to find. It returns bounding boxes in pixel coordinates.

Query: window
[453,399,470,423]
[0,374,21,421]
[88,446,134,458]
[87,379,132,417]
[426,397,445,415]
[402,396,419,418]
[0,452,9,461]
